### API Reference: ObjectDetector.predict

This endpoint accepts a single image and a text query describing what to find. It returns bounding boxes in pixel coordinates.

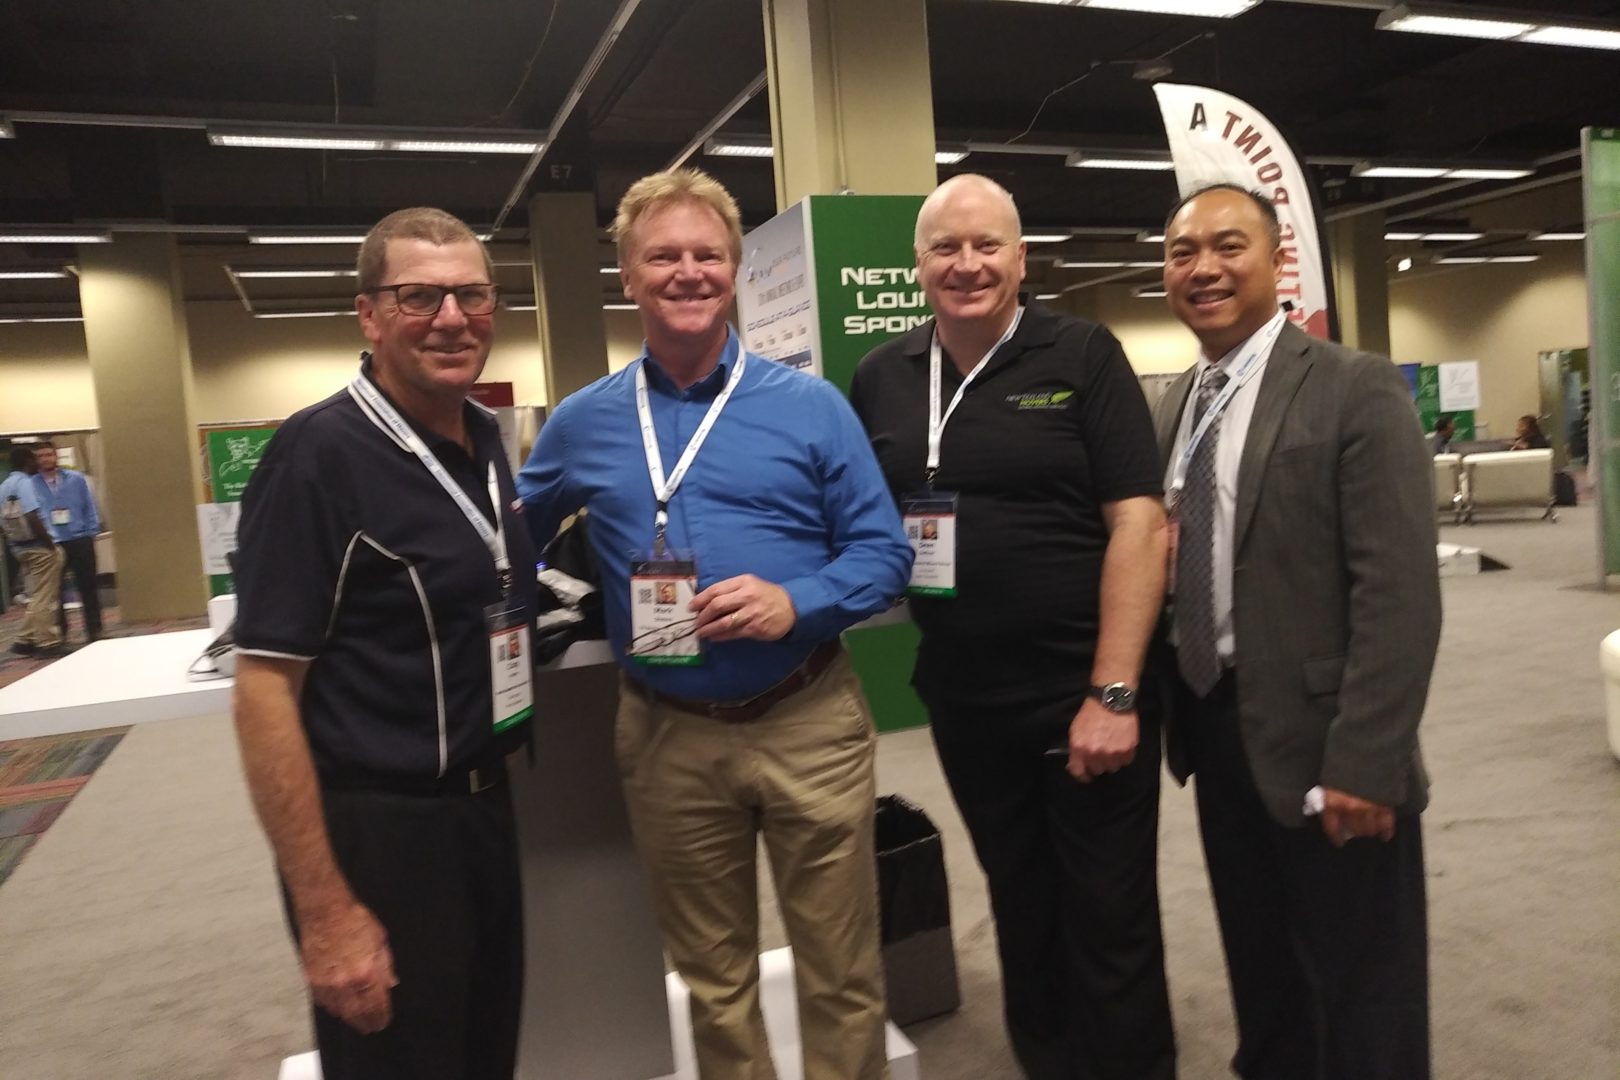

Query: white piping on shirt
[347,382,412,452]
[359,534,449,778]
[324,532,364,643]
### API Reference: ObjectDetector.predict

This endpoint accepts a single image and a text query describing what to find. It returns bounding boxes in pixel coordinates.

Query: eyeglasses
[366,282,500,317]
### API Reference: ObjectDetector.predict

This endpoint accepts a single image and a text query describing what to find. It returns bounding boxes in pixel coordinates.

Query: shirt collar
[1199,308,1287,374]
[356,350,493,450]
[640,325,740,399]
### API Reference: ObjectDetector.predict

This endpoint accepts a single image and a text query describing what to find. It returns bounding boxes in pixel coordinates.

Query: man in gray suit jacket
[1152,184,1441,1080]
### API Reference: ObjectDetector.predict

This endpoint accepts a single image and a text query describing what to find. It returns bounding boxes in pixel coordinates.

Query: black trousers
[928,690,1176,1080]
[56,536,101,638]
[1179,675,1430,1080]
[288,778,525,1080]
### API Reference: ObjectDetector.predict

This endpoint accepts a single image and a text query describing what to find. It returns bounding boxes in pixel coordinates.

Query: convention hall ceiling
[2,0,1618,312]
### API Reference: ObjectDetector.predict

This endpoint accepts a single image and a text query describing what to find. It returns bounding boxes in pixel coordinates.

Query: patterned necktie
[1175,364,1229,697]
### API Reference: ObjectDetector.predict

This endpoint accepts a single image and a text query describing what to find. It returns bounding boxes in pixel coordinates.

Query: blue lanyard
[1167,313,1284,503]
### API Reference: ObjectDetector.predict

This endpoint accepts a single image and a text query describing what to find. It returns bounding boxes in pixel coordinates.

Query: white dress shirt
[1165,309,1286,664]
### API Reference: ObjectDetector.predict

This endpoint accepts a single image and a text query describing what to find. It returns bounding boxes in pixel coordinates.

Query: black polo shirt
[235,357,539,780]
[849,304,1162,709]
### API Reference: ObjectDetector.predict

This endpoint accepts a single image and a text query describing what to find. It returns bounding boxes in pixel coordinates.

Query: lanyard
[1166,313,1285,500]
[635,352,747,556]
[926,307,1023,487]
[349,374,513,592]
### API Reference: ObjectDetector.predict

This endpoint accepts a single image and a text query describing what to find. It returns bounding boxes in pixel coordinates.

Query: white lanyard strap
[1168,314,1285,497]
[635,352,747,555]
[927,307,1023,485]
[350,374,512,587]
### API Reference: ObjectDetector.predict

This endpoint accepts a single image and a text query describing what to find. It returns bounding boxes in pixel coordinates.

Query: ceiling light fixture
[0,119,13,139]
[1376,3,1620,51]
[0,231,113,244]
[1533,230,1585,241]
[252,309,353,319]
[704,138,775,158]
[232,268,358,279]
[1057,259,1129,269]
[935,150,969,165]
[0,269,70,279]
[1419,230,1485,241]
[1134,285,1169,298]
[1137,231,1166,243]
[604,303,639,310]
[1384,231,1424,241]
[1352,161,1533,181]
[1397,257,1414,272]
[1021,233,1072,243]
[247,233,369,245]
[1434,256,1491,264]
[1078,0,1259,16]
[1065,151,1176,171]
[600,266,621,274]
[209,127,544,155]
[0,315,83,324]
[1035,293,1061,300]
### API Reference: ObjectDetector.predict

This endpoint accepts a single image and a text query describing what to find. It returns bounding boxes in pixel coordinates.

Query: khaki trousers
[16,545,64,648]
[616,650,890,1080]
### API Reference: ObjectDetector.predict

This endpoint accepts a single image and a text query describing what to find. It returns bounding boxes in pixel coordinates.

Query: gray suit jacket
[1153,321,1441,825]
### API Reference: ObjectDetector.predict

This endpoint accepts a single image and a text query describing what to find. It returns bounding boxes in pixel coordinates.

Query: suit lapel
[1233,323,1314,552]
[1156,369,1196,464]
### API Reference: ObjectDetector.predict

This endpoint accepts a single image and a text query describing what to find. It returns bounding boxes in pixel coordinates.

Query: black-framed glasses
[367,282,500,317]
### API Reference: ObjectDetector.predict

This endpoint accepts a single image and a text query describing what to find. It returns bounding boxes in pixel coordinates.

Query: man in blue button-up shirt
[519,168,912,1080]
[32,442,104,641]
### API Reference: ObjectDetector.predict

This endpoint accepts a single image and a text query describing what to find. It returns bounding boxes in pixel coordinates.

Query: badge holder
[51,508,71,527]
[485,595,534,733]
[628,550,702,665]
[901,492,959,598]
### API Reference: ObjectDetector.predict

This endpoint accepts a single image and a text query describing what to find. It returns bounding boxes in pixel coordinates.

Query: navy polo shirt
[234,358,538,780]
[850,304,1163,709]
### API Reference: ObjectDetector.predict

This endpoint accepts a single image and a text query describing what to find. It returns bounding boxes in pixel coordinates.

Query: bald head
[915,174,1022,251]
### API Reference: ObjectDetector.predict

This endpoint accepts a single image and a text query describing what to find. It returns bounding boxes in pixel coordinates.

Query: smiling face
[1163,188,1285,359]
[915,179,1027,336]
[620,198,736,362]
[356,237,494,408]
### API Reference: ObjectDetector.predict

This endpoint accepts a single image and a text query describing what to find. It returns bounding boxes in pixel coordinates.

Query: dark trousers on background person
[927,689,1176,1080]
[56,536,102,640]
[288,774,525,1080]
[1178,674,1431,1080]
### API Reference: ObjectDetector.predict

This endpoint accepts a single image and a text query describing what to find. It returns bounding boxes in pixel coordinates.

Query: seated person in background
[1510,415,1550,451]
[1433,414,1456,455]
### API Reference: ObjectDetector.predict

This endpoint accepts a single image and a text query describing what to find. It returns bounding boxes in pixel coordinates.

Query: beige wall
[1388,245,1587,437]
[0,324,98,432]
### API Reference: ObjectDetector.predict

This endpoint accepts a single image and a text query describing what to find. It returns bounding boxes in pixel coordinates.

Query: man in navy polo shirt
[518,168,912,1080]
[232,207,537,1080]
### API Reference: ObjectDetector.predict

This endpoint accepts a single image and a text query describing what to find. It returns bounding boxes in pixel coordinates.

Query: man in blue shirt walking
[2,446,65,656]
[518,168,912,1080]
[32,441,104,642]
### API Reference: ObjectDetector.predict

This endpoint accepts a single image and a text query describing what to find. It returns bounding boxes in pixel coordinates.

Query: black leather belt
[321,752,507,798]
[629,640,842,724]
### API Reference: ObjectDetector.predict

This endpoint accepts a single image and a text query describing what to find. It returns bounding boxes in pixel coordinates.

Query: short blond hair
[356,207,493,292]
[612,168,743,266]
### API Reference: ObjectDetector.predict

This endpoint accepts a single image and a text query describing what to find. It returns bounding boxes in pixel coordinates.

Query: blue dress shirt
[518,329,913,700]
[32,469,101,541]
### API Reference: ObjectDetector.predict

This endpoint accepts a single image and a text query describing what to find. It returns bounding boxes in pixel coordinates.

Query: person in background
[1433,414,1456,454]
[851,174,1175,1080]
[1510,415,1550,450]
[2,446,66,657]
[32,440,104,643]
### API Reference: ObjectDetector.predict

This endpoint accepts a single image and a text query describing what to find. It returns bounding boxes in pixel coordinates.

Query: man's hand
[298,898,398,1034]
[691,574,797,642]
[1066,699,1138,782]
[1318,787,1396,847]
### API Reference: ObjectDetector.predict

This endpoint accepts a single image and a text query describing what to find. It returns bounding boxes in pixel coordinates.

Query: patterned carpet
[0,595,211,886]
[0,727,129,886]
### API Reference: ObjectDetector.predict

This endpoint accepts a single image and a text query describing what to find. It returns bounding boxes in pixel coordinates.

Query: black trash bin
[874,794,960,1025]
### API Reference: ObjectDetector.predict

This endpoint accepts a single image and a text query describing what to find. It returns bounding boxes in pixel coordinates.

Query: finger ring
[729,613,739,628]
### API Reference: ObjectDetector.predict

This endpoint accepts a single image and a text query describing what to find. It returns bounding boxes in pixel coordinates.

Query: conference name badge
[901,491,959,598]
[50,508,71,526]
[628,552,702,665]
[484,601,533,733]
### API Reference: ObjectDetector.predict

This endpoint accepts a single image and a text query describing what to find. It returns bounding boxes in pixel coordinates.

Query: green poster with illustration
[201,425,277,596]
[737,195,930,731]
[1414,366,1474,440]
[1584,127,1620,579]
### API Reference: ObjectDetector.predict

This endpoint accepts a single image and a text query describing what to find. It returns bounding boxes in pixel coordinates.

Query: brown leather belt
[629,640,842,724]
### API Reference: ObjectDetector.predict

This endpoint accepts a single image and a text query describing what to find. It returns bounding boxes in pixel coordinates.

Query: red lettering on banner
[1257,162,1284,184]
[1223,111,1243,138]
[1278,247,1300,270]
[1279,223,1297,242]
[1233,126,1264,157]
[1249,145,1273,165]
[1273,187,1292,206]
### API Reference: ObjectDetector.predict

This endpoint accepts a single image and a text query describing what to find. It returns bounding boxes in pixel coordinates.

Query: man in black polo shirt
[232,207,537,1080]
[850,175,1174,1080]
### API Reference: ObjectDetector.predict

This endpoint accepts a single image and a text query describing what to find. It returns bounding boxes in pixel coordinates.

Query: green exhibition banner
[1414,366,1474,440]
[201,425,278,596]
[1583,127,1620,579]
[738,195,930,731]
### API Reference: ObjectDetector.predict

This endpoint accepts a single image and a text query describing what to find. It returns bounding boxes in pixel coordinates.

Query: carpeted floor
[0,507,1616,1079]
[0,727,128,886]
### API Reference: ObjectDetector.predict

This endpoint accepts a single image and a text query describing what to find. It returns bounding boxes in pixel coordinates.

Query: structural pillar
[1328,209,1392,357]
[77,232,208,620]
[762,0,938,208]
[529,191,611,403]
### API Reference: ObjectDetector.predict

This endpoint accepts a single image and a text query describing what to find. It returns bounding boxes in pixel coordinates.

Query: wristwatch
[1087,682,1138,713]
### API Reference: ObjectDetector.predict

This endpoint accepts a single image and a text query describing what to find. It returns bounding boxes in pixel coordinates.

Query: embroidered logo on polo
[1005,388,1075,410]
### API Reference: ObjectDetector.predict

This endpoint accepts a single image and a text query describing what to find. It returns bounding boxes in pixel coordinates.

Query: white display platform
[280,946,920,1080]
[1437,542,1483,577]
[0,628,224,740]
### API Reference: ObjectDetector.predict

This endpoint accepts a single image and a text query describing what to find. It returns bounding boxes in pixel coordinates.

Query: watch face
[1100,683,1136,712]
